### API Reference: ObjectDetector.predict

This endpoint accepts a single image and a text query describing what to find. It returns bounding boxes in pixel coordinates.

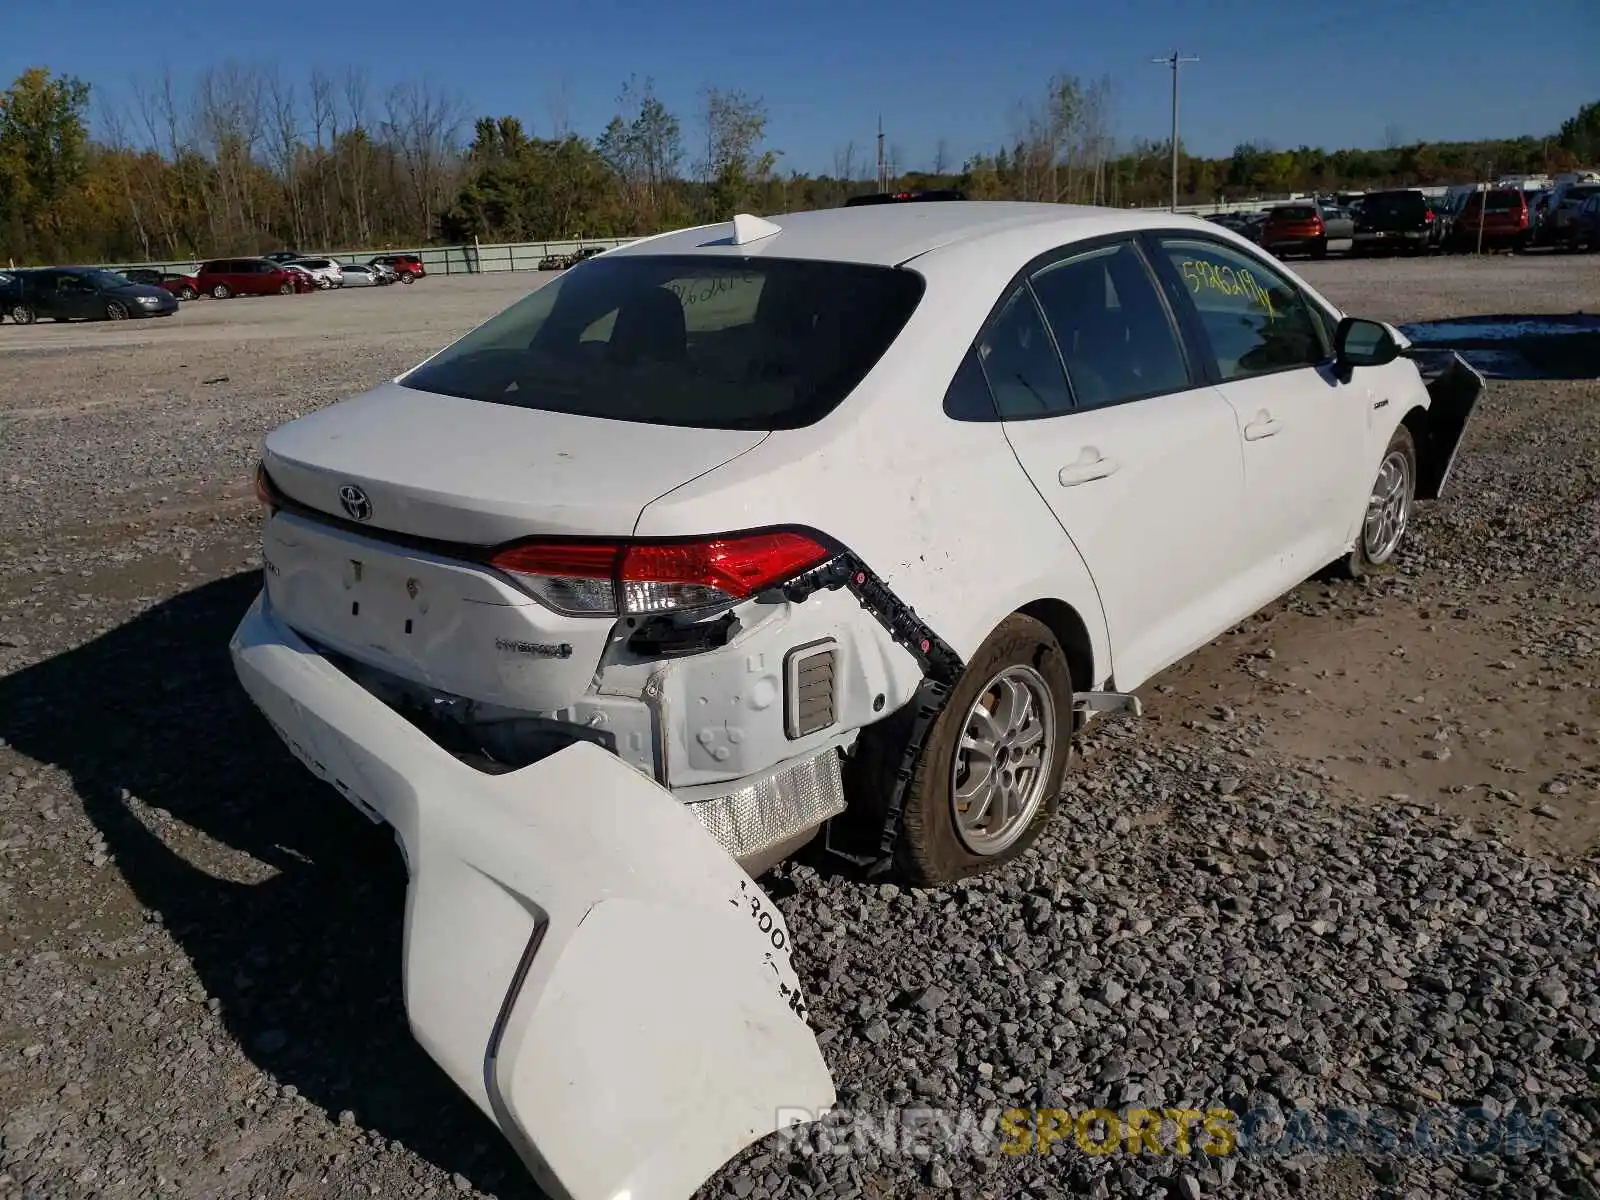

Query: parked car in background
[1573,193,1600,251]
[1546,182,1600,249]
[367,260,399,283]
[370,253,425,282]
[537,246,609,271]
[0,270,23,320]
[1351,189,1438,254]
[265,251,306,264]
[4,266,179,323]
[289,257,345,289]
[1261,204,1329,258]
[197,258,297,299]
[1450,189,1532,251]
[1526,190,1554,244]
[1319,203,1355,241]
[119,267,200,301]
[282,264,318,294]
[339,263,388,287]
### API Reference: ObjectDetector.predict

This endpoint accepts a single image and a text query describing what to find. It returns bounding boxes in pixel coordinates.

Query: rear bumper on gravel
[229,589,834,1200]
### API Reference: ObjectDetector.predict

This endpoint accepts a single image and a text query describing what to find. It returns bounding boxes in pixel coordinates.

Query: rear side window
[974,286,1071,418]
[1028,241,1191,409]
[400,254,925,430]
[1364,191,1426,217]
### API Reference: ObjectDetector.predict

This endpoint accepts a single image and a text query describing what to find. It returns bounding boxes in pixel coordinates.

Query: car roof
[599,201,1210,268]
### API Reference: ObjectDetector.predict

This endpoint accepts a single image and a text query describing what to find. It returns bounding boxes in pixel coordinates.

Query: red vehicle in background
[370,253,425,283]
[119,268,200,301]
[196,258,296,299]
[1451,189,1532,252]
[1260,204,1329,259]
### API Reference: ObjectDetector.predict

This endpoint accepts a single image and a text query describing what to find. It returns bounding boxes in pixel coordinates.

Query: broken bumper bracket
[782,553,966,875]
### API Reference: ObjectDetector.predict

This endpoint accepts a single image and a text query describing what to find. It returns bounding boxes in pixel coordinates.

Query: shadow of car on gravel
[1398,312,1600,380]
[0,571,547,1198]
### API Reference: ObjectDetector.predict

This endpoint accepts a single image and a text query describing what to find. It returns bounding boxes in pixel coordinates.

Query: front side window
[974,285,1071,418]
[1156,238,1327,381]
[401,254,925,430]
[1028,241,1191,409]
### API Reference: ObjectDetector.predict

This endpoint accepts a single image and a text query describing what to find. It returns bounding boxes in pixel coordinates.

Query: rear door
[1148,233,1368,595]
[988,236,1249,688]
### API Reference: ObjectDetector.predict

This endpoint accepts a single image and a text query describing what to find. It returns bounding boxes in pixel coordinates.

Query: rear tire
[881,614,1074,885]
[1324,424,1417,580]
[211,283,231,299]
[400,273,414,284]
[279,282,294,295]
[9,303,35,324]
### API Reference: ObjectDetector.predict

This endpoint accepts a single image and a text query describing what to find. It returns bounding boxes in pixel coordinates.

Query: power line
[1151,51,1199,212]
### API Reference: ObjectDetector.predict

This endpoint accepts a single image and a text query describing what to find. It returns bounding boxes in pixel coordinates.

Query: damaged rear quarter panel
[629,250,1115,681]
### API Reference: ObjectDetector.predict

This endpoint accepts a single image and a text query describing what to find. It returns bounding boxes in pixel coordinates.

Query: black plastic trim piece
[781,552,966,874]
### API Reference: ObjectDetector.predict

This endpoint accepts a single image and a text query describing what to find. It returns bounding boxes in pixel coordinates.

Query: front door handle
[1243,410,1283,441]
[1058,449,1120,487]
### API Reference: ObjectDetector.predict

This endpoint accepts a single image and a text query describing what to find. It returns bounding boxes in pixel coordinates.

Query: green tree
[0,67,93,258]
[1556,100,1600,163]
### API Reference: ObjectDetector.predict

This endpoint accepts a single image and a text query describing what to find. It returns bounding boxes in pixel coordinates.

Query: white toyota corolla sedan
[230,198,1481,1200]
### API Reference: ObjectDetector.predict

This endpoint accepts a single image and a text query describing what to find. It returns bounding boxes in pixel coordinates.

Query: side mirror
[1335,316,1402,375]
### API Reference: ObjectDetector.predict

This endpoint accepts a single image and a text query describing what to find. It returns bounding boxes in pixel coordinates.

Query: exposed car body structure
[232,201,1483,1200]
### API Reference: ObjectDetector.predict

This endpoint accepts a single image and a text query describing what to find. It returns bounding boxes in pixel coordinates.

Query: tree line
[1,64,1596,267]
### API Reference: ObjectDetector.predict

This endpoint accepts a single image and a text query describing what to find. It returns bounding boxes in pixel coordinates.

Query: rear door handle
[1243,411,1282,441]
[1058,451,1119,487]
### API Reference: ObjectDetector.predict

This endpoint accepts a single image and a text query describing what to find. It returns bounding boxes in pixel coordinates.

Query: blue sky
[5,0,1595,175]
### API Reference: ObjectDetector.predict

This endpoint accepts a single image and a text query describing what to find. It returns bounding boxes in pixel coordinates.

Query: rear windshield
[1271,206,1318,220]
[400,254,927,430]
[1471,190,1523,212]
[1362,191,1427,216]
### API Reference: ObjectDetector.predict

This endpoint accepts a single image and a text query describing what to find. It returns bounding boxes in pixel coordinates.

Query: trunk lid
[263,381,770,545]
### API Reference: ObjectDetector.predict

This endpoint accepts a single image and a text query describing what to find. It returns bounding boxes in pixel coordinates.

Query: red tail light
[489,531,835,616]
[1425,210,1435,223]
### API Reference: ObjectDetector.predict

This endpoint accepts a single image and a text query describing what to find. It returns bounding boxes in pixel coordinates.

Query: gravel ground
[1,255,1597,1200]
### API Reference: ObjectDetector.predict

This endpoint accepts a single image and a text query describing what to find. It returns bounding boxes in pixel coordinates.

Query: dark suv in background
[1351,189,1439,255]
[2,267,179,323]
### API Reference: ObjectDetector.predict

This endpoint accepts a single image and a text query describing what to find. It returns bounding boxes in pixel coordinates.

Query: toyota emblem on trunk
[339,484,373,522]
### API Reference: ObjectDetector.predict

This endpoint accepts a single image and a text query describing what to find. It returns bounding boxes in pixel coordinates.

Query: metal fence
[83,188,1459,276]
[98,237,641,279]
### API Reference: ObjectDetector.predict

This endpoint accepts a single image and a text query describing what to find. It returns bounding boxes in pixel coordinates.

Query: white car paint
[233,200,1479,1199]
[230,595,832,1200]
[289,257,345,288]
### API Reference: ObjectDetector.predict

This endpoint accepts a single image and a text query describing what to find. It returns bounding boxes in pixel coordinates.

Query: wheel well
[1401,403,1429,445]
[1016,599,1095,694]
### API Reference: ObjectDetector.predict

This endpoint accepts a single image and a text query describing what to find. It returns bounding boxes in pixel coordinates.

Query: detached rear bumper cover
[230,592,834,1200]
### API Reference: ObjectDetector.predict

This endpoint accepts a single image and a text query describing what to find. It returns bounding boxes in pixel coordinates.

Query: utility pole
[1152,51,1199,212]
[876,116,886,191]
[1477,160,1493,256]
